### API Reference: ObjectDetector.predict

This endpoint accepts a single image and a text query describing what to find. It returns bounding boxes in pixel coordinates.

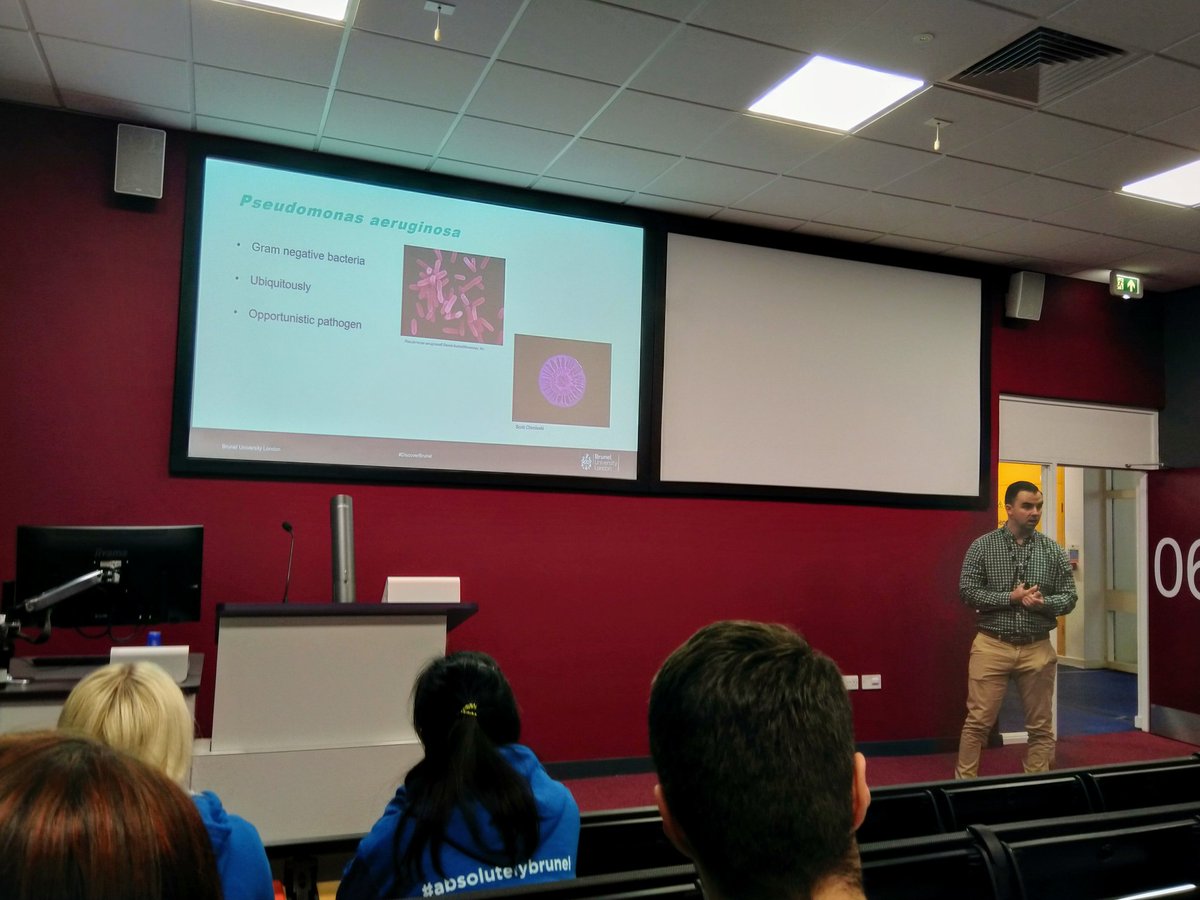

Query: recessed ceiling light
[214,0,350,24]
[748,56,924,133]
[1122,159,1200,207]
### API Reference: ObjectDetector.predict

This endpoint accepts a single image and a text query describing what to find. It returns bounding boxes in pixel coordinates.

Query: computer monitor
[13,525,203,628]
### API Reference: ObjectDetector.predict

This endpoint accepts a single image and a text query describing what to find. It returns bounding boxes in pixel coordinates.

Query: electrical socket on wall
[862,674,882,690]
[843,674,859,691]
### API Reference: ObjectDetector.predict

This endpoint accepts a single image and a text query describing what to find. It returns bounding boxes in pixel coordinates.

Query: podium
[190,602,476,844]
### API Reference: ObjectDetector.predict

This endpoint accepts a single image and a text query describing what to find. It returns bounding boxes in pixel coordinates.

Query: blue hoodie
[192,790,275,900]
[338,744,580,900]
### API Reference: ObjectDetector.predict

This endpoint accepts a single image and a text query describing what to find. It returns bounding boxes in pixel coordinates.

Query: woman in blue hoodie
[338,651,580,900]
[58,662,275,900]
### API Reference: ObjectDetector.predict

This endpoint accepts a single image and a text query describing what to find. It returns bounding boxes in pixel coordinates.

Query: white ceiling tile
[968,220,1102,255]
[1053,233,1159,264]
[856,86,1031,154]
[979,0,1073,15]
[546,139,680,192]
[339,31,486,111]
[946,246,1026,266]
[324,92,455,155]
[1138,107,1200,151]
[318,137,432,170]
[885,202,1019,244]
[788,137,936,190]
[468,64,616,135]
[0,0,28,29]
[440,117,571,172]
[819,190,1014,244]
[61,91,193,129]
[196,115,316,149]
[735,176,866,220]
[956,112,1122,172]
[870,234,954,255]
[1116,209,1200,250]
[640,159,776,206]
[631,24,803,110]
[499,0,678,85]
[535,177,634,205]
[192,0,343,86]
[967,175,1103,219]
[826,0,1035,82]
[691,116,841,173]
[1163,32,1200,67]
[195,67,326,133]
[1109,246,1200,283]
[798,221,886,242]
[584,90,735,157]
[26,0,190,57]
[691,0,889,54]
[353,0,524,57]
[1047,0,1200,53]
[429,158,537,188]
[635,194,722,218]
[1037,191,1164,233]
[0,27,56,105]
[601,0,702,19]
[1043,135,1200,189]
[1046,57,1200,134]
[41,36,191,110]
[715,208,810,231]
[884,156,1026,205]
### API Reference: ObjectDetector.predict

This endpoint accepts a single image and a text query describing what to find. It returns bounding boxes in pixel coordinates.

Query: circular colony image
[538,354,587,408]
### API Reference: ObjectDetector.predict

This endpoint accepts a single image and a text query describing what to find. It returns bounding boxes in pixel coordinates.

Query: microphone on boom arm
[281,521,295,603]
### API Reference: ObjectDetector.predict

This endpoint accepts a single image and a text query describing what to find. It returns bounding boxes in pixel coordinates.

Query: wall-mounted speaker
[114,123,166,199]
[1005,271,1045,321]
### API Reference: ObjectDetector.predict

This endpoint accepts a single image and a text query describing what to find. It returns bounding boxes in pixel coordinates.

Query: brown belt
[979,630,1047,647]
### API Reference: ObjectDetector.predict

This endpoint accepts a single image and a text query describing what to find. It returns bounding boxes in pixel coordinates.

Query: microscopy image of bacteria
[513,335,611,427]
[402,246,506,344]
[538,354,587,408]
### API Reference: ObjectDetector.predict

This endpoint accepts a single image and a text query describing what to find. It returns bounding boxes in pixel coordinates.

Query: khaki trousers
[955,631,1057,779]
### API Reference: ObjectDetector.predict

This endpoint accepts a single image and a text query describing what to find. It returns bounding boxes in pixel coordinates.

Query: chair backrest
[940,775,1092,830]
[1085,761,1200,812]
[860,831,999,900]
[576,809,687,877]
[856,788,944,844]
[999,818,1200,900]
[465,864,701,900]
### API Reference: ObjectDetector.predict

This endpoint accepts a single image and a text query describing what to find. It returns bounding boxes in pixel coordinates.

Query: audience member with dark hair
[58,662,273,900]
[338,651,579,899]
[649,621,870,900]
[0,730,222,900]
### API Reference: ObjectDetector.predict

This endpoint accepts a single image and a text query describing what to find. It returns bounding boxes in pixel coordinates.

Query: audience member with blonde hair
[0,730,222,900]
[59,662,274,900]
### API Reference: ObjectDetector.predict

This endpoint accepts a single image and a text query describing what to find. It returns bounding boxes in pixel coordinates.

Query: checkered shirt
[959,527,1077,637]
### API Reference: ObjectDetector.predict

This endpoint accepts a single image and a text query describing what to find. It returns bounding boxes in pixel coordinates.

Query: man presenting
[956,480,1077,779]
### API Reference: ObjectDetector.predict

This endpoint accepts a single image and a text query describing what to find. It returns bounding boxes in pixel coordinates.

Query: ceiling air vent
[947,26,1127,106]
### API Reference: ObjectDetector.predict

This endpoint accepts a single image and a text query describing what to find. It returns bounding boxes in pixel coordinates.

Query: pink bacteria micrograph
[538,354,587,408]
[402,246,506,345]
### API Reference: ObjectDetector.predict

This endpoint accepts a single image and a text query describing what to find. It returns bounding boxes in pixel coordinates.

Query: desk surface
[217,601,477,631]
[0,652,204,701]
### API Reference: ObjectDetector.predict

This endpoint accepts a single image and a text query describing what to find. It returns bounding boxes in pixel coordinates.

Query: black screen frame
[170,136,662,495]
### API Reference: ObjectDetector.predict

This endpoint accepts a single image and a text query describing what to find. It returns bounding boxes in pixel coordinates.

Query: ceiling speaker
[1005,271,1045,321]
[114,123,166,199]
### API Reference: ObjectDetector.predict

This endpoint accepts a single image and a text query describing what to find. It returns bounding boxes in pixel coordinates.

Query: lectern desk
[191,602,476,844]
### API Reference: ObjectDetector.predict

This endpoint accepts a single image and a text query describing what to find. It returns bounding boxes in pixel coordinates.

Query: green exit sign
[1110,271,1144,299]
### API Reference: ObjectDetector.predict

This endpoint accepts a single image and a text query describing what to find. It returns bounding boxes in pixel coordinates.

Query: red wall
[0,103,1165,761]
[1147,469,1200,717]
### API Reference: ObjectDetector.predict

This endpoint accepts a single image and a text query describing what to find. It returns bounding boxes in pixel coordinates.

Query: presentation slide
[180,157,646,481]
